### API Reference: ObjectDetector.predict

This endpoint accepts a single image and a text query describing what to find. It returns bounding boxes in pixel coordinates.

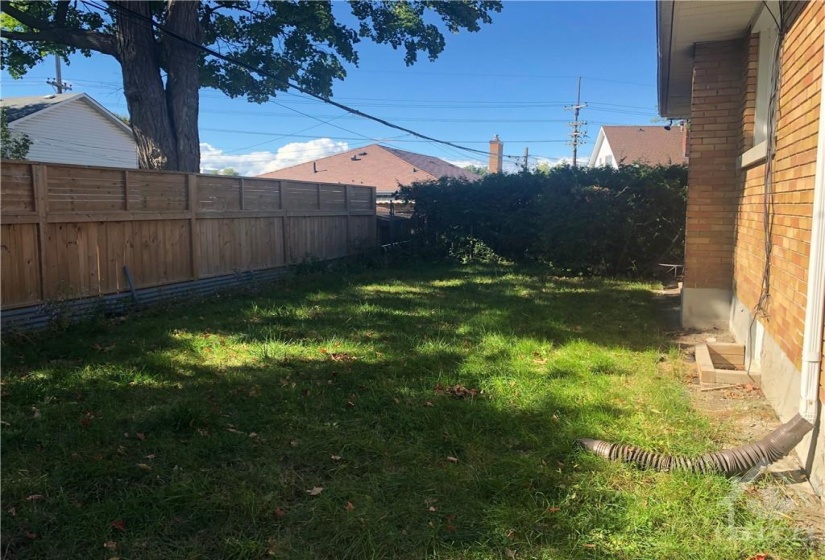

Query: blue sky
[1,1,662,175]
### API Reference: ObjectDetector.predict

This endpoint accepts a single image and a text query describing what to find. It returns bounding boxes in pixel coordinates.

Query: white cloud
[200,138,349,177]
[532,156,573,169]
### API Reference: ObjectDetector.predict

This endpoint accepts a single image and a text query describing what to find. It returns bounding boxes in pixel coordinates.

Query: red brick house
[658,0,823,493]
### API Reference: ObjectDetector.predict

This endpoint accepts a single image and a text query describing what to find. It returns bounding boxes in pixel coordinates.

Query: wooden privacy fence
[1,161,376,310]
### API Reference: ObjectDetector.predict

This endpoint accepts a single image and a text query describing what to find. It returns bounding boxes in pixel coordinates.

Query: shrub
[399,164,687,276]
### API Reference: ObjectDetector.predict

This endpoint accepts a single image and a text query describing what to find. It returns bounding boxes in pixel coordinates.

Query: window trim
[740,2,779,168]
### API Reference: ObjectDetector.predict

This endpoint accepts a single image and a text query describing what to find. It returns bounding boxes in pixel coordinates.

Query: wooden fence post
[33,163,48,302]
[188,174,201,279]
[279,181,289,265]
[124,170,131,211]
[345,185,352,253]
[239,177,245,211]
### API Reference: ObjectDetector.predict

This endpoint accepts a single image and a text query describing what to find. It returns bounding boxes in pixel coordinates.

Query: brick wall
[684,39,745,290]
[732,0,823,369]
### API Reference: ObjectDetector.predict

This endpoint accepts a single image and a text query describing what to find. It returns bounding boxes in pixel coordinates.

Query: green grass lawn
[1,263,818,559]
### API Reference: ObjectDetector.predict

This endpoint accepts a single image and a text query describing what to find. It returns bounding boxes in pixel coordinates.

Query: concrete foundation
[681,287,732,330]
[729,294,824,496]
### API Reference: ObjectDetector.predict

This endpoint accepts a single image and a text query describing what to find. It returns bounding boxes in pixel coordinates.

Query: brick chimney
[489,135,503,173]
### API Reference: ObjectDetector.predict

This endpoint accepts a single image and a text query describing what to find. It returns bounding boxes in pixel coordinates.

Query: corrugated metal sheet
[2,266,292,332]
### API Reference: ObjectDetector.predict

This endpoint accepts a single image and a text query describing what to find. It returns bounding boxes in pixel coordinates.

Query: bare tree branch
[1,2,51,30]
[1,29,118,58]
[1,2,118,57]
[55,0,70,25]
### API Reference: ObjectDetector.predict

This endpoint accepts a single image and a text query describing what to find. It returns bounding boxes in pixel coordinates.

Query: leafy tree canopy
[1,1,502,171]
[0,107,32,160]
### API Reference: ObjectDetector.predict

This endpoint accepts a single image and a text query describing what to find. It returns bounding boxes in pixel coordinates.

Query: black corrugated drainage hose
[576,413,813,476]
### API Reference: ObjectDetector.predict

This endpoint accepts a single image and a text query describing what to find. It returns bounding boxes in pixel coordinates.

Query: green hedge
[399,164,688,276]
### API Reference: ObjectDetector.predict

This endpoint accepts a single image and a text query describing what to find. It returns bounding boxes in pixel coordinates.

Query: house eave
[657,0,761,119]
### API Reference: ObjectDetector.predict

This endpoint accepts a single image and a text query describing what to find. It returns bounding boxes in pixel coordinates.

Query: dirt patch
[655,287,824,545]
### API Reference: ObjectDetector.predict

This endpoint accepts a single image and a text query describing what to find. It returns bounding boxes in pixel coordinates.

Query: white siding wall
[11,99,138,168]
[592,139,618,168]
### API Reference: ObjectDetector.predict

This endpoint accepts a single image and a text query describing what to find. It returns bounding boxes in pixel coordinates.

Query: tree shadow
[2,263,675,559]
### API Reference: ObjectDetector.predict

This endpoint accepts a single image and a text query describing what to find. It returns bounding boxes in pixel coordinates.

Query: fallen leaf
[248,432,258,438]
[346,400,355,408]
[267,536,278,556]
[144,454,156,460]
[274,507,286,518]
[7,507,16,517]
[447,456,459,463]
[103,541,118,550]
[546,507,561,513]
[425,401,434,407]
[345,501,355,512]
[289,439,298,447]
[26,494,44,501]
[135,432,147,441]
[24,531,37,540]
[505,548,516,559]
[306,487,324,496]
[428,506,437,512]
[330,352,355,362]
[331,455,342,461]
[110,520,127,532]
[32,407,41,419]
[582,544,596,549]
[137,463,152,471]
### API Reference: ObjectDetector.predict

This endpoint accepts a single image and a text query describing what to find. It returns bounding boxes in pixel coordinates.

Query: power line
[83,0,517,161]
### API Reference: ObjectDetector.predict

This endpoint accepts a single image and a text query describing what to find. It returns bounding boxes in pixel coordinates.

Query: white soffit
[658,0,761,118]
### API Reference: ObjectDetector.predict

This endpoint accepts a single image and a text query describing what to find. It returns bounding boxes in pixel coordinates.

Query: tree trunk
[163,1,202,173]
[114,1,179,170]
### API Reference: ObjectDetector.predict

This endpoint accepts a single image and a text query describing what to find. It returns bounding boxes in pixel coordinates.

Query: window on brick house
[753,1,780,147]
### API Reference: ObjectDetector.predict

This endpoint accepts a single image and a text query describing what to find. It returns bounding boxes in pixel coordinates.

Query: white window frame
[741,1,779,168]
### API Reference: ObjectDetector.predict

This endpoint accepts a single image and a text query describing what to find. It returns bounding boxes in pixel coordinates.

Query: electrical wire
[80,0,519,161]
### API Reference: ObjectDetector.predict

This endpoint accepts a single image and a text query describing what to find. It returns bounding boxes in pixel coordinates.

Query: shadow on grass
[1,263,698,559]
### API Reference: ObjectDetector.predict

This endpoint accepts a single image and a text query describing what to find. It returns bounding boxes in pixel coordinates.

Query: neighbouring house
[657,0,823,493]
[587,125,689,168]
[257,143,482,202]
[1,92,138,168]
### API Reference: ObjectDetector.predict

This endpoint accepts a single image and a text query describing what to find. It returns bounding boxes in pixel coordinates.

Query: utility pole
[522,146,529,171]
[47,55,72,94]
[565,77,587,168]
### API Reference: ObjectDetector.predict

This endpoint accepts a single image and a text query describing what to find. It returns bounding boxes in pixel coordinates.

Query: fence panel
[0,161,376,310]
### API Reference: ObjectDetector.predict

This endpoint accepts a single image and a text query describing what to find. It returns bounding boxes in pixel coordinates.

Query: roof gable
[1,93,133,136]
[599,125,688,166]
[258,144,480,193]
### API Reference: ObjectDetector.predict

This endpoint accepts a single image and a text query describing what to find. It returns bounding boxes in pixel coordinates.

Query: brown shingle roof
[602,126,688,166]
[257,144,480,194]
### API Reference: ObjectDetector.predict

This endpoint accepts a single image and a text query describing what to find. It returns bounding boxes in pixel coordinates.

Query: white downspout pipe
[798,33,825,424]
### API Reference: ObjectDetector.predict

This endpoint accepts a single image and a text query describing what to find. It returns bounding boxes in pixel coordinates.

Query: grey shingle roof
[0,93,81,122]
